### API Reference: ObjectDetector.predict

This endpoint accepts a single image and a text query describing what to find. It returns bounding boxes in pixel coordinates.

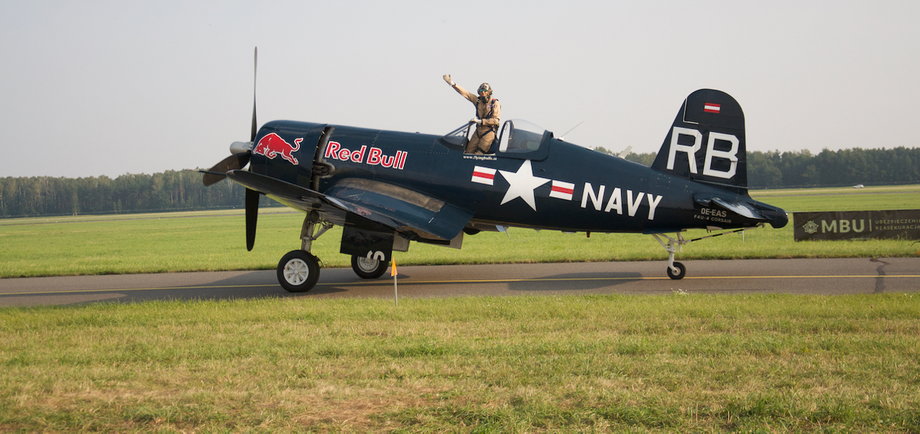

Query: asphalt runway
[1,257,918,307]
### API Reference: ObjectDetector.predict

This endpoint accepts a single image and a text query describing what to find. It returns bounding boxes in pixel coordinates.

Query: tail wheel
[667,261,686,280]
[351,255,389,279]
[278,250,320,292]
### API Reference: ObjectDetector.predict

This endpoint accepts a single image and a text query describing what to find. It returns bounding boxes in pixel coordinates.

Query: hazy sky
[2,0,918,178]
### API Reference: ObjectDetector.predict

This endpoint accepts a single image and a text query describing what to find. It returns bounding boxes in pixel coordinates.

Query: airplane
[202,50,788,293]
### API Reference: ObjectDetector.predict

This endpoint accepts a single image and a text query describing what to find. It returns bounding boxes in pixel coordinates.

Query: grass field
[0,185,918,278]
[1,186,919,431]
[1,294,918,431]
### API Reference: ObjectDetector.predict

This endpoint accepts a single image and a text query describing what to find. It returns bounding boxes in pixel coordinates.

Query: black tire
[351,255,389,279]
[277,250,320,292]
[667,261,686,280]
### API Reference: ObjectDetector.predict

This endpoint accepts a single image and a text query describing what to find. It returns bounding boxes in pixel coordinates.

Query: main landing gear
[277,250,320,292]
[351,255,389,279]
[276,211,393,292]
[277,212,333,292]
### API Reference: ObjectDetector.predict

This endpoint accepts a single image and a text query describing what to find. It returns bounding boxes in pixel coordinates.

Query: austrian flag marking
[703,103,721,114]
[549,180,575,201]
[471,166,496,185]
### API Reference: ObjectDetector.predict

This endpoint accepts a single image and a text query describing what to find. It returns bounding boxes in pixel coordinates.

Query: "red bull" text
[324,141,407,170]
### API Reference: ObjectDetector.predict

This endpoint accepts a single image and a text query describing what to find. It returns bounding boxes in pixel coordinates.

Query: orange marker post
[391,258,398,305]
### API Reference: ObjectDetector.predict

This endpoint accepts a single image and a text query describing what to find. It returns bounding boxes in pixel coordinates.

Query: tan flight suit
[450,83,501,154]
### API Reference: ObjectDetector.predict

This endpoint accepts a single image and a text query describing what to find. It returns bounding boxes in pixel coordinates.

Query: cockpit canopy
[439,119,552,160]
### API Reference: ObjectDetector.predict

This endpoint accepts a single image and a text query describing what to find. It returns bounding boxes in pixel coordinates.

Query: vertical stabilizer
[651,89,747,192]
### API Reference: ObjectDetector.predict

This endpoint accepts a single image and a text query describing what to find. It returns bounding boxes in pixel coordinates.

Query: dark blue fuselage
[249,119,783,236]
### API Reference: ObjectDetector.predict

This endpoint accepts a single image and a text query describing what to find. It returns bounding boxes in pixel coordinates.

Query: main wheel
[277,250,320,292]
[351,255,389,279]
[667,261,686,280]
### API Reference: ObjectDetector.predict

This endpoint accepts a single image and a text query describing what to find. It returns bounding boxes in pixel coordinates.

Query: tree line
[0,170,251,218]
[1,147,918,217]
[605,147,920,189]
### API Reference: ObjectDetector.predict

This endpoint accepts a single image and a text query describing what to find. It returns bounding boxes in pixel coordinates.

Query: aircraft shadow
[9,269,646,308]
[56,270,348,307]
[506,271,643,292]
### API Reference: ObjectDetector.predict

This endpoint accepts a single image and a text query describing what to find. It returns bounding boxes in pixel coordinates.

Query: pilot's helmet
[477,83,493,103]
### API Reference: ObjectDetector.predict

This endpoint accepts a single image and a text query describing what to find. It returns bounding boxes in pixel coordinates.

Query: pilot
[443,74,501,154]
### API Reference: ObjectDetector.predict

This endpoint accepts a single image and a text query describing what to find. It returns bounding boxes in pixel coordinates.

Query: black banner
[793,209,920,241]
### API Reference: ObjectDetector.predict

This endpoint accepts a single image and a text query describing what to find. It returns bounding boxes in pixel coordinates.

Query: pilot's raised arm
[443,74,478,104]
[442,74,501,154]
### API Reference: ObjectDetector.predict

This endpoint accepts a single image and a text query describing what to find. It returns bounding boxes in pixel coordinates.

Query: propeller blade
[245,48,259,250]
[202,153,251,186]
[250,46,258,142]
[245,188,259,251]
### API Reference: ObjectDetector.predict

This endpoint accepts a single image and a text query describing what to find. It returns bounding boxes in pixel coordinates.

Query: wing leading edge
[225,170,472,241]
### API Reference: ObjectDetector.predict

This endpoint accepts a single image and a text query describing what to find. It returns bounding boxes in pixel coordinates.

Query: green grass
[1,294,918,431]
[1,185,918,277]
[751,184,920,212]
[2,186,919,431]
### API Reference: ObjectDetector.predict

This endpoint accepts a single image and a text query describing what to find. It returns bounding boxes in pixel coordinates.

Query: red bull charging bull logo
[253,133,303,165]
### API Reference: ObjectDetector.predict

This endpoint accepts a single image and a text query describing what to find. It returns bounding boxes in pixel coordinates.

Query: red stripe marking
[552,186,574,195]
[473,171,495,180]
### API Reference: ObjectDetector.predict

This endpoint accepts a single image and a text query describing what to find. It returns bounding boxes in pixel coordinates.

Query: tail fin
[651,89,747,192]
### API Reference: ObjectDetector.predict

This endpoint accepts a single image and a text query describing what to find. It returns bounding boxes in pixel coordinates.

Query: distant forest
[1,147,918,218]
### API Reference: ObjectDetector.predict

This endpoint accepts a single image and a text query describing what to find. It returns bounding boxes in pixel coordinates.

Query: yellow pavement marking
[1,274,918,297]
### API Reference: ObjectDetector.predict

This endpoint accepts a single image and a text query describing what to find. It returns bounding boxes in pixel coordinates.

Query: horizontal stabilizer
[694,193,788,228]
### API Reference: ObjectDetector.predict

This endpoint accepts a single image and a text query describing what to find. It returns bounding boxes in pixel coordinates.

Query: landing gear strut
[277,211,333,293]
[652,227,754,280]
[652,233,688,280]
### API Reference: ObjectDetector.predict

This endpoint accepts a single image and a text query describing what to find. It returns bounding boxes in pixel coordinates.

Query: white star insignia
[498,160,549,211]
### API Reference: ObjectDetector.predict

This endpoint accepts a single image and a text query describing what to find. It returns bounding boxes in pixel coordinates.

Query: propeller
[201,47,262,251]
[245,187,259,251]
[202,47,259,186]
[250,46,258,143]
[244,46,259,251]
[202,153,250,186]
